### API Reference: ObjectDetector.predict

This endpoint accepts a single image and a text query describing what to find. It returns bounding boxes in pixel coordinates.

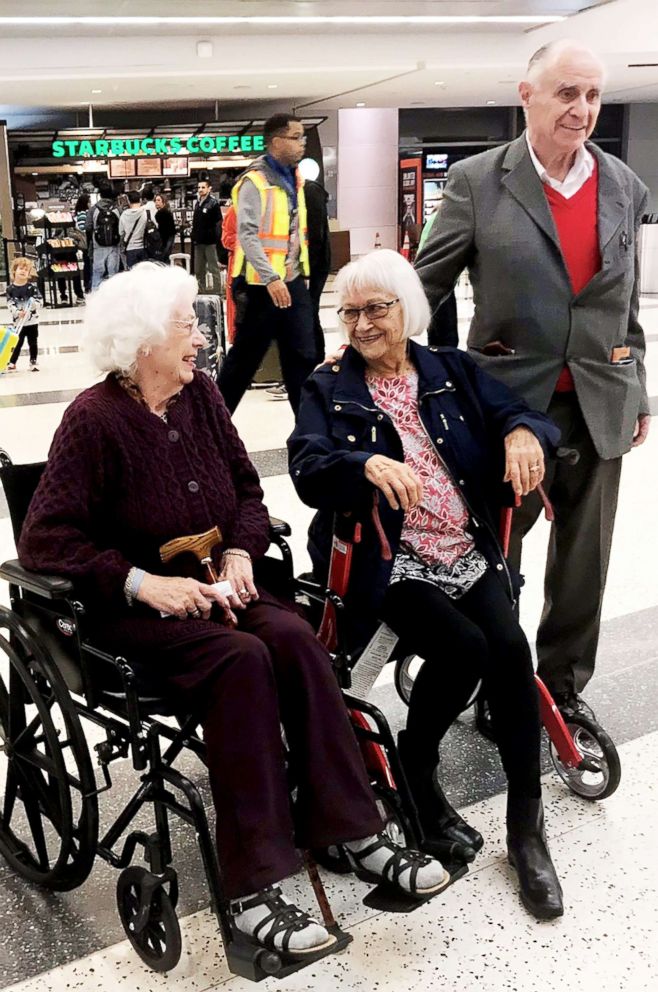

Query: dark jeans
[383,570,541,799]
[57,275,84,301]
[508,392,622,698]
[10,323,38,365]
[157,601,382,898]
[309,270,329,364]
[218,277,316,414]
[427,291,459,348]
[125,247,148,269]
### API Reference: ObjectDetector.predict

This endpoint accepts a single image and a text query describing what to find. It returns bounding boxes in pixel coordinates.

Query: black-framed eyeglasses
[337,299,400,325]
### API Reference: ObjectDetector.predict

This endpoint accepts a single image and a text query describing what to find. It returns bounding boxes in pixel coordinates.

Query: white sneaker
[30,362,39,372]
[266,383,288,400]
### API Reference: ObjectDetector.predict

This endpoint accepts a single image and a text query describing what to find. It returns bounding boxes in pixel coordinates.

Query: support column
[337,108,398,256]
[0,121,15,281]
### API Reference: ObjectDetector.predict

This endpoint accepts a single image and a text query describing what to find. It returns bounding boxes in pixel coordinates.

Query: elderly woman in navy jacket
[289,249,564,921]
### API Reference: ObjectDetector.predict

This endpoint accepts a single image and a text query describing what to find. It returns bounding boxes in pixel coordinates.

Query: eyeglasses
[337,299,400,325]
[172,317,200,334]
[281,133,307,143]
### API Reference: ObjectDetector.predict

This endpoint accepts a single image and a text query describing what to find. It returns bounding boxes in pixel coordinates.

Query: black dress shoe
[398,730,483,862]
[554,692,596,722]
[507,796,563,920]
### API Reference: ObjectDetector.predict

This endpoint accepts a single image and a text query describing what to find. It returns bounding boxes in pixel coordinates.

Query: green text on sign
[51,135,266,158]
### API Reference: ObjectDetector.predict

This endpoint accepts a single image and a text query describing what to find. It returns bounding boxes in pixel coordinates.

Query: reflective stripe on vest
[231,168,310,283]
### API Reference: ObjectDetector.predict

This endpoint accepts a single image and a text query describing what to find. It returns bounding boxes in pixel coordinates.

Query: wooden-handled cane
[159,525,223,583]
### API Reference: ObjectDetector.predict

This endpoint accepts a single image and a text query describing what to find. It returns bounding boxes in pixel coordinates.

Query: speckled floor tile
[4,731,655,992]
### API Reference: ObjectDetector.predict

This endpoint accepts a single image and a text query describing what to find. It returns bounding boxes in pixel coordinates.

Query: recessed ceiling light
[486,100,497,105]
[434,81,446,87]
[267,83,278,89]
[196,40,213,58]
[91,89,102,94]
[356,102,366,107]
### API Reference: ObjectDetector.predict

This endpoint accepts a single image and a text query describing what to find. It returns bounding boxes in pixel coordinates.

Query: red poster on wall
[399,157,422,251]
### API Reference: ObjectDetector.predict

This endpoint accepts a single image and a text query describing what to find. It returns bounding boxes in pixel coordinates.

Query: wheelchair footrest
[225,924,352,982]
[361,860,468,913]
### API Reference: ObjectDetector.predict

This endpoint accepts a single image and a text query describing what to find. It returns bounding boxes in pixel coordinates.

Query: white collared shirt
[525,131,595,200]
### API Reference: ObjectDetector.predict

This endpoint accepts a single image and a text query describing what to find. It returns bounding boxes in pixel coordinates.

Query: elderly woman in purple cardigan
[18,262,446,957]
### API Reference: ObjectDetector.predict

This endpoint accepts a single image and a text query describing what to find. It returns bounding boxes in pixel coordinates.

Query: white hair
[333,249,431,338]
[525,39,607,87]
[84,262,198,374]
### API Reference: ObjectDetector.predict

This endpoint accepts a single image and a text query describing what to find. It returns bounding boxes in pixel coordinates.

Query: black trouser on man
[218,276,316,414]
[427,291,458,348]
[507,392,622,700]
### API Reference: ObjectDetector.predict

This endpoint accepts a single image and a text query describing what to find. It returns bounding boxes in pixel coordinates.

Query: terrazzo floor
[0,284,657,992]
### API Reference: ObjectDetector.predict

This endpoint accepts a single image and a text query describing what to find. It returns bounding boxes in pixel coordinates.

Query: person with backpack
[119,190,149,269]
[192,177,222,293]
[86,181,121,290]
[74,192,92,293]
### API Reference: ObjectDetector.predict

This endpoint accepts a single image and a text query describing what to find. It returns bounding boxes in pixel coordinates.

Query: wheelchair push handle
[159,525,223,583]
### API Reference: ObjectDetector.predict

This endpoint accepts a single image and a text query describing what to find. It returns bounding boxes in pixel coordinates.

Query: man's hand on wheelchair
[365,454,423,511]
[136,574,240,625]
[503,426,545,498]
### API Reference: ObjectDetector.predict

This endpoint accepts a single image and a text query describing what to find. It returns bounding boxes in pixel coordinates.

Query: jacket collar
[502,133,630,255]
[332,340,451,406]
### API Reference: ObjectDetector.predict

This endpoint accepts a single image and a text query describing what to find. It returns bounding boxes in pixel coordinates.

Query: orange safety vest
[231,168,310,283]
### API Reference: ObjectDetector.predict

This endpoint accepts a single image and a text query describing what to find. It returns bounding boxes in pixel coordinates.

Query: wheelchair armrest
[268,516,291,537]
[0,559,74,599]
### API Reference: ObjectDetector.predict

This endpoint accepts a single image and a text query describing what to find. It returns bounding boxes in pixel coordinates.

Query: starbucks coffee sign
[51,134,265,159]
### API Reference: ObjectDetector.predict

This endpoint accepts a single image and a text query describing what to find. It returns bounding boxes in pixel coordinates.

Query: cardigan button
[168,430,179,443]
[188,481,200,493]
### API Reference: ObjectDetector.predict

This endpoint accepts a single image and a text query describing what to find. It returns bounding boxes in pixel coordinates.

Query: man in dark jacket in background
[304,178,332,363]
[192,177,222,293]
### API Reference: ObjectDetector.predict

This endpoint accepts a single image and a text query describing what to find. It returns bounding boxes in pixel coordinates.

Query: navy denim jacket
[288,342,560,645]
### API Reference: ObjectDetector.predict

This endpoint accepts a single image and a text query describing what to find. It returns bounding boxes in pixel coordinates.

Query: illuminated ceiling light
[267,84,278,89]
[196,40,213,58]
[356,102,366,107]
[434,81,446,86]
[298,158,320,181]
[486,100,497,105]
[91,89,102,94]
[0,15,568,26]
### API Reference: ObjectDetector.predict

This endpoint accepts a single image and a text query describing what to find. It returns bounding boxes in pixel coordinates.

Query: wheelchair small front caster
[256,947,283,975]
[116,865,182,972]
[549,713,621,800]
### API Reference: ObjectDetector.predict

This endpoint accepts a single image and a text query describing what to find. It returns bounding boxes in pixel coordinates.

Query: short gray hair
[84,262,198,374]
[333,249,431,338]
[525,39,607,87]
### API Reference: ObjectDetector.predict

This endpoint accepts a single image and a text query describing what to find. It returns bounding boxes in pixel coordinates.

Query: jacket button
[459,479,465,485]
[445,380,453,387]
[334,404,342,411]
[377,414,384,421]
[168,430,179,443]
[459,415,465,422]
[188,481,200,493]
[332,365,341,373]
[496,563,504,571]
[347,434,356,442]
[436,437,444,445]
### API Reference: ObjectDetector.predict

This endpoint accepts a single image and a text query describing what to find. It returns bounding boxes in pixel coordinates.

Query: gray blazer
[415,134,649,460]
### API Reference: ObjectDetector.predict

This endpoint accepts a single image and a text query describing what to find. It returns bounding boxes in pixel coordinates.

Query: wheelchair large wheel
[549,713,621,801]
[0,612,98,890]
[117,865,182,973]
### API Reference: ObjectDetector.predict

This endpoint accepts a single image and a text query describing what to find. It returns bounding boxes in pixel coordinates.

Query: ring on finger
[189,608,202,618]
[239,588,249,597]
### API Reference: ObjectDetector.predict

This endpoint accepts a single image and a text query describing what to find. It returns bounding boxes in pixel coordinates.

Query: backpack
[144,216,163,259]
[94,202,120,247]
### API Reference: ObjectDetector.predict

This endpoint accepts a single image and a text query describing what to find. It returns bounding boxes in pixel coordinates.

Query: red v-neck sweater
[544,160,601,391]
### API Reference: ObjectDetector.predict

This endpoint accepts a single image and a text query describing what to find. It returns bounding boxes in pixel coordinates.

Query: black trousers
[10,323,38,365]
[156,601,382,898]
[218,277,316,414]
[508,392,622,698]
[383,570,541,799]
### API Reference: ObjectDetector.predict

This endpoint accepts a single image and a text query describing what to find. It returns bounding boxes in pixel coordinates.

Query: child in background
[6,257,42,372]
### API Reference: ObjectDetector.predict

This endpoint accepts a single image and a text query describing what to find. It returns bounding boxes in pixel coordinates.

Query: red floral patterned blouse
[366,369,487,598]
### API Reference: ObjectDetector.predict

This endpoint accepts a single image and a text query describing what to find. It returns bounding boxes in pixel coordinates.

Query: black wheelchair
[0,452,456,982]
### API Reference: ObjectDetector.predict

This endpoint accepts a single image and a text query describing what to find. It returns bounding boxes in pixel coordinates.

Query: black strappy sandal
[343,836,450,897]
[231,885,337,957]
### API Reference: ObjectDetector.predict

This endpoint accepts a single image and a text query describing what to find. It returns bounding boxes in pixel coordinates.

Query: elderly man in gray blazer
[415,40,650,720]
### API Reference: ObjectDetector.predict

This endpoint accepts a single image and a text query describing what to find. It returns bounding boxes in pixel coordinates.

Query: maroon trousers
[150,600,382,898]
